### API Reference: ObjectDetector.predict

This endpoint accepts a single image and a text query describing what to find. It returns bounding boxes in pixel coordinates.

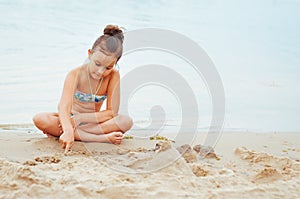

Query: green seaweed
[123,135,134,139]
[149,135,169,141]
[123,134,174,142]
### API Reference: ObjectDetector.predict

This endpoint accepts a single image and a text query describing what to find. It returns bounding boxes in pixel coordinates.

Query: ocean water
[0,0,299,133]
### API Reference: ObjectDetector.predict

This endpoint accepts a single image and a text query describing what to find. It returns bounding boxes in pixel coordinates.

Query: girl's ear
[88,49,92,58]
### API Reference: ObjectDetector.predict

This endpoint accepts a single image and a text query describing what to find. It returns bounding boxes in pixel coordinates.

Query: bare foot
[105,132,123,144]
[43,131,54,138]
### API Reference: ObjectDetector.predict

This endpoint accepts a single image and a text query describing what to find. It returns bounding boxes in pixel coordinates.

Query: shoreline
[1,122,300,134]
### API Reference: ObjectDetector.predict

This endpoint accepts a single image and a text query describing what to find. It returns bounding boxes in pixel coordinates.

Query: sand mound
[0,158,52,198]
[191,164,208,177]
[235,147,300,182]
[91,141,197,175]
[254,167,282,183]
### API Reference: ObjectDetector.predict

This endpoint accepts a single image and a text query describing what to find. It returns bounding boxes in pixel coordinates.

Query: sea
[0,0,299,137]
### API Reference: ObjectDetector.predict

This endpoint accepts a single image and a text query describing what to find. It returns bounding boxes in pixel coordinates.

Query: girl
[33,25,133,152]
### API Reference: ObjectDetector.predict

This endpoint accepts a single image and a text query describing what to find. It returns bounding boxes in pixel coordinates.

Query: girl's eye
[94,61,102,66]
[106,67,112,70]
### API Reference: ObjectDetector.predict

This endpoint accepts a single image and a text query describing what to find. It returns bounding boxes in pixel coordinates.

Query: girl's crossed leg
[32,112,133,144]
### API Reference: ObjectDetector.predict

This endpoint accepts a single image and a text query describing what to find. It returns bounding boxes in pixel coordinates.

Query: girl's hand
[59,130,74,153]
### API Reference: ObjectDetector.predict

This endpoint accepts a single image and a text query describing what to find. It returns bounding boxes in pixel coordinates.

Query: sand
[0,124,300,199]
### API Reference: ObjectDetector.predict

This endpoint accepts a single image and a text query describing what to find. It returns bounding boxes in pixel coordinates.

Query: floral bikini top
[74,90,107,103]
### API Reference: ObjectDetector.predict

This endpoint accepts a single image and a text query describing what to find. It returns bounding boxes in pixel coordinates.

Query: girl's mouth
[93,73,102,79]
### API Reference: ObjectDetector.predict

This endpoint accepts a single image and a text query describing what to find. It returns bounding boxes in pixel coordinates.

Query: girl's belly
[72,99,103,114]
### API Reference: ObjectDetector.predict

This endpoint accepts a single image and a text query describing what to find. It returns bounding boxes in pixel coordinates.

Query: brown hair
[91,25,124,62]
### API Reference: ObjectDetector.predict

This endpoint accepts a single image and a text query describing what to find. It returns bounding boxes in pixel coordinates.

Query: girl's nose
[97,67,105,75]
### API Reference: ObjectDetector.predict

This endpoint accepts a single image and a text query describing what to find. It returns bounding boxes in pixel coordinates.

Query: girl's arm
[58,68,79,151]
[73,70,120,125]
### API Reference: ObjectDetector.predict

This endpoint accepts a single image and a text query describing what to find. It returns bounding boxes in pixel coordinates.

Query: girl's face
[87,49,117,80]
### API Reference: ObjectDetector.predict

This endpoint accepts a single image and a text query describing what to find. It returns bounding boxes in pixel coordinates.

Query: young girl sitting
[33,25,133,152]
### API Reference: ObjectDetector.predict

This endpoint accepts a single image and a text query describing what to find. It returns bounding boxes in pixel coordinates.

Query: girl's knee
[33,113,43,126]
[117,115,133,132]
[126,115,133,130]
[32,112,51,130]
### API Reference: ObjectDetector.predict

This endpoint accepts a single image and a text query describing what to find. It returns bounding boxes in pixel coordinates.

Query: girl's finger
[61,142,66,149]
[64,142,73,153]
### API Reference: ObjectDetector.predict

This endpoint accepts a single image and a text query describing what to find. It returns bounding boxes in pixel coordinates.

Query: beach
[1,0,300,132]
[1,1,300,198]
[0,125,299,198]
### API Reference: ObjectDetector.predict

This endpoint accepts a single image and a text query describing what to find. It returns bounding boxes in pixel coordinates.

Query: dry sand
[0,124,299,199]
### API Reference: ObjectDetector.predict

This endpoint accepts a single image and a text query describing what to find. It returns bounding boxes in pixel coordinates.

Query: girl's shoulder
[67,65,85,76]
[108,69,120,79]
[74,65,86,73]
[64,65,86,83]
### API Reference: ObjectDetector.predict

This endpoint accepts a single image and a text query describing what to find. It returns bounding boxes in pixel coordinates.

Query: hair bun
[103,25,124,43]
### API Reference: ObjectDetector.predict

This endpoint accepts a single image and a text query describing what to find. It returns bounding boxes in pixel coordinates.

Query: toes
[106,132,123,144]
[114,140,122,145]
[114,136,122,145]
[117,133,123,138]
[46,134,53,138]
